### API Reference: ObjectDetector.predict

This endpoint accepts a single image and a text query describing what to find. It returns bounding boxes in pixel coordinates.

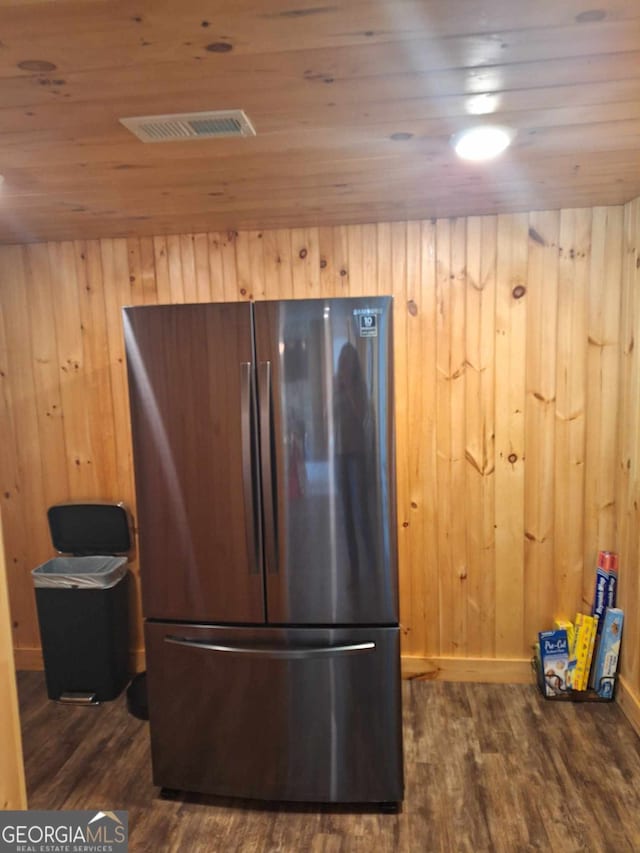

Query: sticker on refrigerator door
[358,314,377,337]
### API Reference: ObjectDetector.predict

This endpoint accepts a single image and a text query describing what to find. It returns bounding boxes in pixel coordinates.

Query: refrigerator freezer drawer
[145,622,404,804]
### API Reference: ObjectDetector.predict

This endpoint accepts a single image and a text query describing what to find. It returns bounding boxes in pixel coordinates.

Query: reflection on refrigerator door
[255,297,398,626]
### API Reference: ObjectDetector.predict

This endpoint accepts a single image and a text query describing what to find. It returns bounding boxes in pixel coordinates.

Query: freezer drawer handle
[241,361,262,575]
[164,635,375,659]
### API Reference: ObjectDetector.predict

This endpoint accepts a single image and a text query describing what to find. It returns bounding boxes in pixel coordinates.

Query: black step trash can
[32,502,132,704]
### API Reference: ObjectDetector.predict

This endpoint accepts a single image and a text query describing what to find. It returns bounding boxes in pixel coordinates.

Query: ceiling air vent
[119,110,256,143]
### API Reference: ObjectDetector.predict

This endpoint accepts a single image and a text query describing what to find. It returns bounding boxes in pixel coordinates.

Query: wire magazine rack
[531,655,616,703]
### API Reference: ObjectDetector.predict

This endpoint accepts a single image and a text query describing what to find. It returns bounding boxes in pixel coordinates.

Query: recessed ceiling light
[452,125,515,161]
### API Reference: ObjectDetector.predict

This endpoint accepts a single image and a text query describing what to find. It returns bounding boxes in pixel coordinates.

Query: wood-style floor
[17,672,640,852]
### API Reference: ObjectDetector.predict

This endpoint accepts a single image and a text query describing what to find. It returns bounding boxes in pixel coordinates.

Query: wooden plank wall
[0,511,27,809]
[0,207,626,681]
[617,196,640,732]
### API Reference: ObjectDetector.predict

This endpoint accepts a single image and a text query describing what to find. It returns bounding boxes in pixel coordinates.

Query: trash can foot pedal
[57,691,99,706]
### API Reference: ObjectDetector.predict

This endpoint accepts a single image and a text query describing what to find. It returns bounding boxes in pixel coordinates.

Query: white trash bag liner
[32,556,127,589]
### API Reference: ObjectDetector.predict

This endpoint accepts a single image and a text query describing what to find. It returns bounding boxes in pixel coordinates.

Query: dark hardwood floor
[17,672,640,852]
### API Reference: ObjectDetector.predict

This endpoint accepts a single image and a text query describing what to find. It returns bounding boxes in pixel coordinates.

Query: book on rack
[591,608,624,699]
[554,619,575,652]
[538,629,570,696]
[583,615,599,689]
[607,554,618,609]
[592,551,618,634]
[588,551,619,688]
[566,613,582,689]
[572,614,596,691]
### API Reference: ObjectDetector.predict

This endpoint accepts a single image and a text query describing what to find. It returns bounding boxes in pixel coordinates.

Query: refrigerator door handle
[258,360,279,574]
[240,362,262,575]
[164,635,376,659]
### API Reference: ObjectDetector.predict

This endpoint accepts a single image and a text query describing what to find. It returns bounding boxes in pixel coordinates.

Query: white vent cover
[119,110,256,143]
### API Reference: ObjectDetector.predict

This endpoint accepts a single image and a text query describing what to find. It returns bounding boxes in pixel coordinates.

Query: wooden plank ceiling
[0,0,639,244]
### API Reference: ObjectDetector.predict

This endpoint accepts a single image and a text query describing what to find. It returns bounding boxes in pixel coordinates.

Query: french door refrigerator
[123,296,403,806]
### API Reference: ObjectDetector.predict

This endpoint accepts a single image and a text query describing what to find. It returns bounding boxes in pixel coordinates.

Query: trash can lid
[48,503,132,556]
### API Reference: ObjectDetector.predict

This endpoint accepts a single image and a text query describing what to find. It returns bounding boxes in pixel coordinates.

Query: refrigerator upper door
[255,297,398,625]
[124,303,264,623]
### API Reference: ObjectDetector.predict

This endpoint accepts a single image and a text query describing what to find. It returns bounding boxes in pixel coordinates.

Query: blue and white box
[592,608,624,699]
[606,565,618,610]
[591,566,609,635]
[538,629,570,696]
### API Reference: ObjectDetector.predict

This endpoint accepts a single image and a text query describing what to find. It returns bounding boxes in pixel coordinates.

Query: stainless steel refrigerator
[123,296,403,806]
